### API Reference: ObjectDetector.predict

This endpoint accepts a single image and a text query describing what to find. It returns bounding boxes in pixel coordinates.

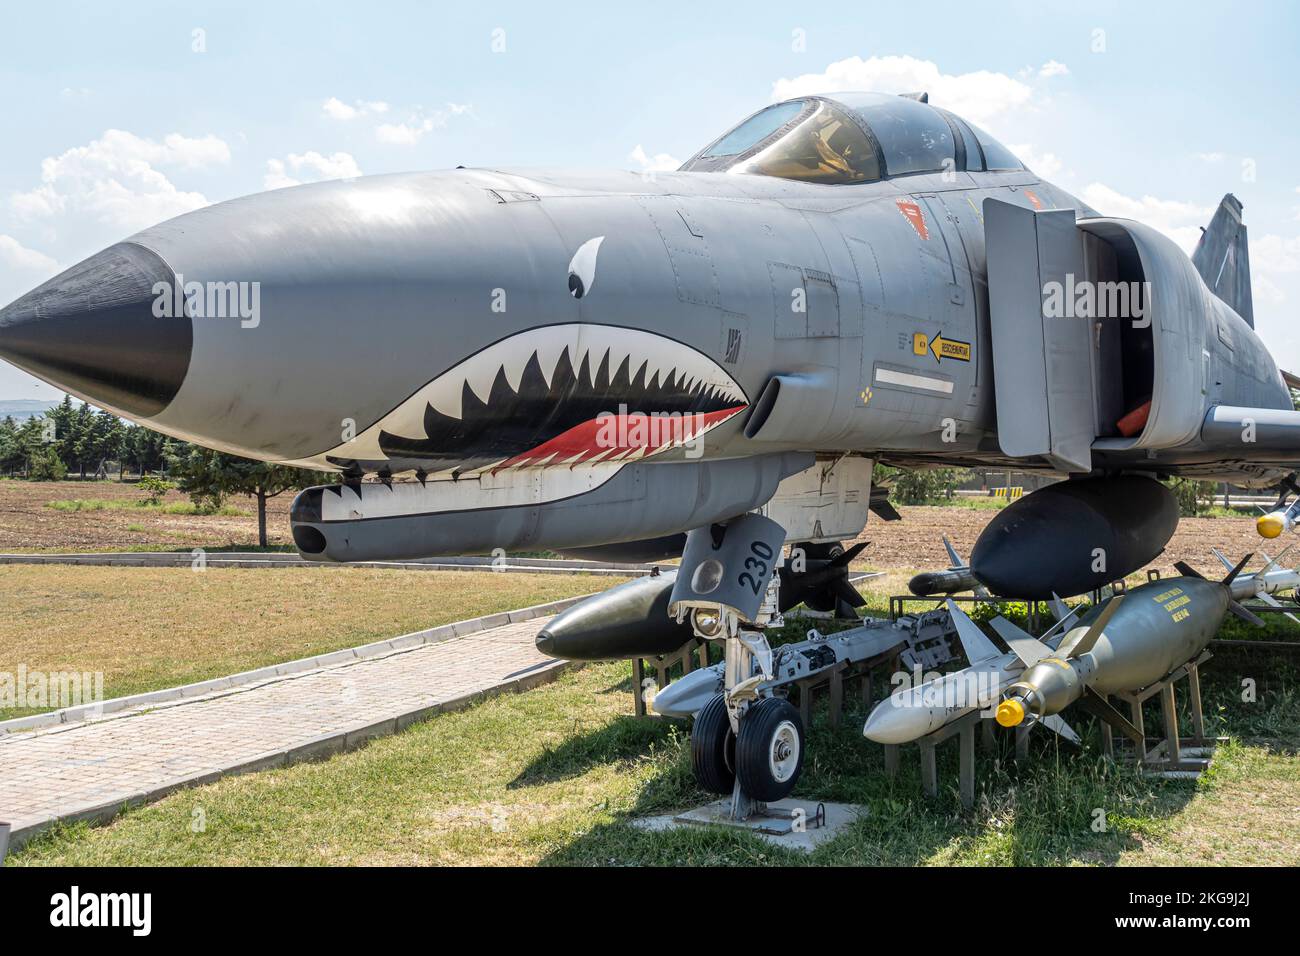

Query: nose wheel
[690,693,737,794]
[735,697,804,802]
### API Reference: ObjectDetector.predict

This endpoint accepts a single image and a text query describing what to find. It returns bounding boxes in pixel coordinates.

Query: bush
[28,448,67,482]
[1167,478,1216,517]
[137,475,175,506]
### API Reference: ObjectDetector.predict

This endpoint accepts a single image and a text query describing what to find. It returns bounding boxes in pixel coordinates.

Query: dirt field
[0,479,295,551]
[853,504,1265,574]
[0,480,1270,569]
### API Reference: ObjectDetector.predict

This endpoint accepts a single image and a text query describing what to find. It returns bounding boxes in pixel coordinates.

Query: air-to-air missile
[867,551,1291,745]
[908,535,986,597]
[536,543,869,661]
[1255,489,1300,540]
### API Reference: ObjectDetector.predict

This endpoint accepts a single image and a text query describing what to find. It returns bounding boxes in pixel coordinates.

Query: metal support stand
[1111,650,1223,777]
[632,639,705,717]
[883,709,983,809]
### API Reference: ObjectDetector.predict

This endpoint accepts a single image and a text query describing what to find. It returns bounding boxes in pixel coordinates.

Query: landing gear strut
[675,514,807,819]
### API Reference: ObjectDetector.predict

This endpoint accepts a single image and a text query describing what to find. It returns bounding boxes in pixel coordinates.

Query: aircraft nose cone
[0,242,191,418]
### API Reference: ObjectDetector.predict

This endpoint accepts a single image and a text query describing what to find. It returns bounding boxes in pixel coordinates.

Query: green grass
[10,622,1299,866]
[45,498,248,516]
[0,565,621,721]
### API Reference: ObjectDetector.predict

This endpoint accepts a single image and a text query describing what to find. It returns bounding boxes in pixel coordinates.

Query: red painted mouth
[495,405,748,470]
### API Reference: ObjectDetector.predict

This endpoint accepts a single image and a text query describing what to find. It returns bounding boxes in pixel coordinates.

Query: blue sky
[2,0,1298,398]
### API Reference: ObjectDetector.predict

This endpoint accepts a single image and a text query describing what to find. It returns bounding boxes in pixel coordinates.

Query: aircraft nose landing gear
[673,513,808,819]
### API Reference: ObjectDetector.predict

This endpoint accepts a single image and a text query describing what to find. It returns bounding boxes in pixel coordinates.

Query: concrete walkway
[0,609,569,852]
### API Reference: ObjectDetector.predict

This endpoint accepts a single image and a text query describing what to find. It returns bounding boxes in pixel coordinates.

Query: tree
[0,416,21,475]
[873,463,973,505]
[169,446,325,546]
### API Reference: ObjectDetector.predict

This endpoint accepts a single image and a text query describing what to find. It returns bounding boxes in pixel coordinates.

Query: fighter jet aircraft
[4,91,1294,594]
[4,92,1299,802]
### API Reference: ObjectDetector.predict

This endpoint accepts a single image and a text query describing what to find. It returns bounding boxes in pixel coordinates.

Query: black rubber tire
[691,694,736,795]
[736,697,805,802]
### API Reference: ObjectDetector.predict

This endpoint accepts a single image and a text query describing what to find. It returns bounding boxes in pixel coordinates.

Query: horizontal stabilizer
[945,599,1002,665]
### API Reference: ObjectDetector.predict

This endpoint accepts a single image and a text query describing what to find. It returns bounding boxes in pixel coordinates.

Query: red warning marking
[1025,189,1043,211]
[895,198,929,240]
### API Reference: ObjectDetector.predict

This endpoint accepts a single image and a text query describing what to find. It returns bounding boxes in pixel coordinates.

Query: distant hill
[0,399,58,420]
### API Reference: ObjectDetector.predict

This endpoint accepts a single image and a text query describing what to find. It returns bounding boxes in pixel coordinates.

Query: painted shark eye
[567,235,604,299]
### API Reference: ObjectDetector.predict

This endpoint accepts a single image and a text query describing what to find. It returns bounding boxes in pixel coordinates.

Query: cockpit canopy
[680,92,1024,184]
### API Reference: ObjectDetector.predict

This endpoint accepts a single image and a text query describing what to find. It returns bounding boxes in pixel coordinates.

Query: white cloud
[0,234,59,274]
[628,144,681,174]
[374,104,472,145]
[1038,60,1070,78]
[9,130,229,233]
[1078,183,1213,252]
[263,151,362,190]
[322,97,389,121]
[1253,233,1300,276]
[771,55,1034,127]
[1005,143,1063,178]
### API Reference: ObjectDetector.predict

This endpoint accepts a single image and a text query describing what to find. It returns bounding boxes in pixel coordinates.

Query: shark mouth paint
[322,324,748,475]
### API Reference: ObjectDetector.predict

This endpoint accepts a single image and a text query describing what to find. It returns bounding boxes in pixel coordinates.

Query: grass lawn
[0,565,621,721]
[4,557,1297,866]
[10,623,1299,866]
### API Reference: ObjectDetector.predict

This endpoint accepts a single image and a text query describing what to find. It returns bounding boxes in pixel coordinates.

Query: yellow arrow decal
[926,331,971,364]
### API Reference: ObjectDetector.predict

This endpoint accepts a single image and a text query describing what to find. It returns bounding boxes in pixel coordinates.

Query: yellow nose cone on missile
[995,699,1026,727]
[1257,515,1285,539]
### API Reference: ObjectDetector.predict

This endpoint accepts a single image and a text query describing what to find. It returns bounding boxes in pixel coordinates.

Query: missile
[992,557,1262,738]
[654,619,909,718]
[863,598,1084,744]
[537,545,872,661]
[970,475,1179,599]
[535,571,691,661]
[908,568,981,596]
[907,535,987,597]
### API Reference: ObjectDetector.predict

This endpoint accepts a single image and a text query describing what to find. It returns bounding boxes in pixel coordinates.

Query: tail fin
[1192,193,1254,328]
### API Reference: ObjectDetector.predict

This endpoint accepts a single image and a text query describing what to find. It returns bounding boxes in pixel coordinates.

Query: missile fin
[1078,687,1145,745]
[1065,594,1125,658]
[1258,544,1293,577]
[988,616,1053,666]
[1211,547,1235,572]
[942,535,964,569]
[1221,552,1255,586]
[1227,601,1267,628]
[1039,713,1081,745]
[1255,591,1300,625]
[1174,560,1206,580]
[945,599,1001,664]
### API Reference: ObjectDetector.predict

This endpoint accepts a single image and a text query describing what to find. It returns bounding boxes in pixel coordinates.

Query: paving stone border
[0,592,596,738]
